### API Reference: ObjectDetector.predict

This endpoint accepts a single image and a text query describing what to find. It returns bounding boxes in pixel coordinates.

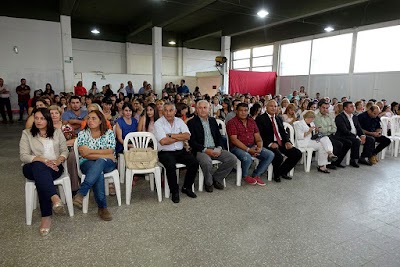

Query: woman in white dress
[294,111,338,173]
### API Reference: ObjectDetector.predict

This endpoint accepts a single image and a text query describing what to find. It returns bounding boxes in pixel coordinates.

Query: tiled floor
[2,122,400,266]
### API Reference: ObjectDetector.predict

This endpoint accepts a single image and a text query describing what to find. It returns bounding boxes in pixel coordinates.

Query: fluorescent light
[168,41,176,45]
[324,26,334,32]
[91,29,100,34]
[257,9,269,18]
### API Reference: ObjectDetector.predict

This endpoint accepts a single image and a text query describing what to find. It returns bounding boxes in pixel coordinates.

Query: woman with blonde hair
[280,98,290,114]
[294,111,338,173]
[282,103,298,124]
[156,99,165,117]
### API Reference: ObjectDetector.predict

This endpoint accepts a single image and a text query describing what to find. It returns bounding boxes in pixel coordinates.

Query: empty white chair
[380,117,399,158]
[74,140,121,213]
[25,162,74,225]
[390,115,400,157]
[124,132,162,204]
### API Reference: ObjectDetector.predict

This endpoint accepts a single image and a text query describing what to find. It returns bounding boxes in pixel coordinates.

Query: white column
[221,36,231,94]
[177,47,183,76]
[60,15,74,92]
[152,27,162,94]
[126,42,133,74]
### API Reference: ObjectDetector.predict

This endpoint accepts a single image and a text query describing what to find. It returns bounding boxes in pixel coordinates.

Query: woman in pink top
[138,103,159,133]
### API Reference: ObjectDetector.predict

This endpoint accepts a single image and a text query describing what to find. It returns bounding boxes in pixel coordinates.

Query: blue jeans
[79,158,116,208]
[231,146,274,178]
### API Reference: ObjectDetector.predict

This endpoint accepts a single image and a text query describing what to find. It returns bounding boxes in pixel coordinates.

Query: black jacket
[335,111,364,138]
[187,115,223,155]
[256,113,291,148]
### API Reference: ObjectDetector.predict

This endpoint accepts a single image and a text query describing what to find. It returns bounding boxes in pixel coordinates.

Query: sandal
[317,166,330,173]
[109,183,116,196]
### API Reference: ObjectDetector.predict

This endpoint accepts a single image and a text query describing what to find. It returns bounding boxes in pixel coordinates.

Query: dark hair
[31,108,55,138]
[181,79,185,83]
[70,95,81,101]
[145,103,159,131]
[250,103,261,117]
[342,101,353,109]
[222,98,232,112]
[307,101,316,110]
[102,97,112,105]
[391,102,399,113]
[318,99,328,107]
[176,103,188,118]
[232,99,241,110]
[122,102,134,113]
[237,103,249,110]
[85,110,108,136]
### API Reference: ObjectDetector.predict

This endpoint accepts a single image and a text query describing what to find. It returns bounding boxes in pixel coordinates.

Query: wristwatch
[167,133,172,138]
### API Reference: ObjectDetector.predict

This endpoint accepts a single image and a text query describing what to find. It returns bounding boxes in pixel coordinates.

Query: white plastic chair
[292,121,317,173]
[124,132,162,204]
[25,162,74,225]
[161,163,195,198]
[380,117,399,158]
[390,115,400,157]
[74,139,121,213]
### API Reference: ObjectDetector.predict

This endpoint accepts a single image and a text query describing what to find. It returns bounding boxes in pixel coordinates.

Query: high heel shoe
[39,228,50,237]
[317,166,330,173]
[327,154,338,162]
[52,201,65,215]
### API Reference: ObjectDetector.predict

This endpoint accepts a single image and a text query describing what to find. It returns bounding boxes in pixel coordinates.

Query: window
[233,59,250,69]
[310,33,353,74]
[279,40,312,76]
[252,66,272,72]
[253,45,273,57]
[354,25,400,73]
[233,49,250,60]
[253,56,273,67]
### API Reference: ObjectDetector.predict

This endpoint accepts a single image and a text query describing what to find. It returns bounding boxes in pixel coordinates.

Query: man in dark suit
[256,100,302,182]
[335,101,375,167]
[187,100,237,192]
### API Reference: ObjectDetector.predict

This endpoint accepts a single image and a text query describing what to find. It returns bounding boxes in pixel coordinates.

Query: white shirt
[154,116,190,151]
[268,114,282,141]
[41,138,57,160]
[345,112,357,135]
[0,85,10,98]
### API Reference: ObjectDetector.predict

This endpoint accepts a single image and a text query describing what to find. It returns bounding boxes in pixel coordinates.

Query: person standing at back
[0,78,13,123]
[178,79,189,94]
[16,78,31,121]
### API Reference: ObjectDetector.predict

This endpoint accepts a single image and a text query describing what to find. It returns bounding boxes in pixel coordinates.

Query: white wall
[278,72,400,102]
[72,39,126,74]
[0,16,64,109]
[183,48,220,76]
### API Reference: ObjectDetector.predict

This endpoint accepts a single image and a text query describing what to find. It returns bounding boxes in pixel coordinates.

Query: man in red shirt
[16,78,31,121]
[226,103,274,186]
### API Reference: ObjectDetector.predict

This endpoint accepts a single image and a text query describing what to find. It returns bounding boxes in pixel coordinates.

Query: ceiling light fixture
[324,26,334,32]
[168,41,176,45]
[257,9,269,18]
[91,29,100,34]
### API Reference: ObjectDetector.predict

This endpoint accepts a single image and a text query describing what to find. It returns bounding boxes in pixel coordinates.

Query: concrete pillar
[152,27,162,94]
[60,15,74,92]
[126,42,134,74]
[221,36,231,94]
[177,47,183,76]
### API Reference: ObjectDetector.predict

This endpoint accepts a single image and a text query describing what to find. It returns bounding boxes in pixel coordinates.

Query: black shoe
[326,164,337,170]
[358,158,372,166]
[171,192,180,203]
[281,174,292,180]
[181,187,197,198]
[317,166,330,173]
[204,184,213,193]
[350,159,359,168]
[273,177,281,183]
[213,181,224,190]
[335,163,346,168]
[328,154,338,162]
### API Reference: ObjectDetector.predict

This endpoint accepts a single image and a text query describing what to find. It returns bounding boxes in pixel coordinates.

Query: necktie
[271,116,282,146]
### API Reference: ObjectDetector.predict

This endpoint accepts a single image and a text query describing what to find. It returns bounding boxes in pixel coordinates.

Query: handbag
[311,132,324,141]
[124,147,158,169]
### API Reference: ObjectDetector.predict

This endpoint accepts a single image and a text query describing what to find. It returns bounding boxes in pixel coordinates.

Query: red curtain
[229,70,276,96]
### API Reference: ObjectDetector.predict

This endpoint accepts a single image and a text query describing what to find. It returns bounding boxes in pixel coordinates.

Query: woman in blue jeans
[73,110,116,221]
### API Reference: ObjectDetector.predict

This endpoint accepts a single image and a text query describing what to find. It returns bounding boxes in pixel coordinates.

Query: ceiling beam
[59,0,80,16]
[183,0,369,42]
[126,0,218,39]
